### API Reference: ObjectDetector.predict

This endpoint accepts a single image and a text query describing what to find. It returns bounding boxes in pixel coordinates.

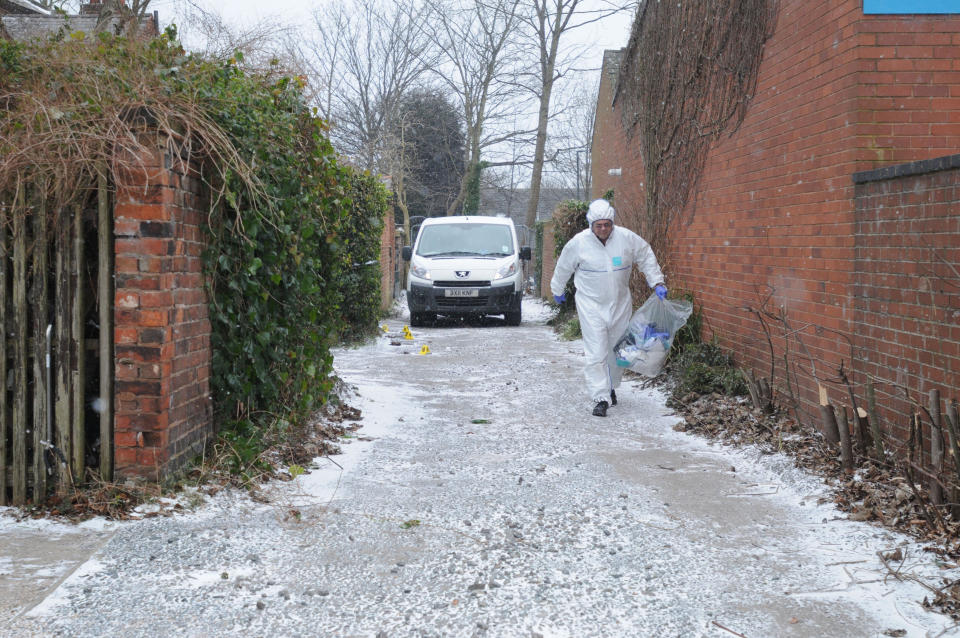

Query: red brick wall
[539,219,556,299]
[591,1,960,447]
[852,157,960,445]
[379,205,397,310]
[113,145,212,478]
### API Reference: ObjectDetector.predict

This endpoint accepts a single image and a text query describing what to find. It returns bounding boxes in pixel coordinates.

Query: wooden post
[12,192,28,505]
[97,171,113,482]
[836,404,854,472]
[865,379,885,461]
[54,212,72,492]
[0,202,7,505]
[945,401,960,482]
[940,399,959,520]
[855,407,872,459]
[71,204,85,482]
[32,195,49,502]
[928,389,944,506]
[818,384,840,445]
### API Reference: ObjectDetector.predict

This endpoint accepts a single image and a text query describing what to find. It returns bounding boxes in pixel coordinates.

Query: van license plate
[444,288,478,297]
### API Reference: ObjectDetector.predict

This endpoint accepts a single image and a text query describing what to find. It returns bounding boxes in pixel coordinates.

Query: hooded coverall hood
[586,199,615,225]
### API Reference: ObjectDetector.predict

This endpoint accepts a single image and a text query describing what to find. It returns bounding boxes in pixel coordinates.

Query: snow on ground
[388,290,558,325]
[2,309,958,637]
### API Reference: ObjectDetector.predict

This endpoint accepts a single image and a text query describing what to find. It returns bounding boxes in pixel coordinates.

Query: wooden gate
[1,175,113,505]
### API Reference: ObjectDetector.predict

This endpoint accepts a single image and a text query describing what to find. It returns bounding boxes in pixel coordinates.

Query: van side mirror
[520,246,531,261]
[402,246,412,261]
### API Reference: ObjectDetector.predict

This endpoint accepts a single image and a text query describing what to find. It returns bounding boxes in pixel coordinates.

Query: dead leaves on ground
[667,389,960,621]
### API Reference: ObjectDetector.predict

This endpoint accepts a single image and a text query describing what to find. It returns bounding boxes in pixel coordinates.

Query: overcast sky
[147,0,635,72]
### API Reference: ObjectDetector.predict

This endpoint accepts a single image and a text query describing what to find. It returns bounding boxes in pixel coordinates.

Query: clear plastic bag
[614,293,694,378]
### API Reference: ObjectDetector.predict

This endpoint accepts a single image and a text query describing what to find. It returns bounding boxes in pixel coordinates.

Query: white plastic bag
[614,293,694,378]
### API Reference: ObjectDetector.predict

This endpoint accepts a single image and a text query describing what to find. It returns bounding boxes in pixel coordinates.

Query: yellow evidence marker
[382,324,390,332]
[418,345,431,355]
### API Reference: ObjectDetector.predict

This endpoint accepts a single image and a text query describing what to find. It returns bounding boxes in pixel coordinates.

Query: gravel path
[2,300,957,638]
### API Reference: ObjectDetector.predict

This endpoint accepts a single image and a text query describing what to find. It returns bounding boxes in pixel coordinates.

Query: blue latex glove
[553,293,566,304]
[655,284,668,300]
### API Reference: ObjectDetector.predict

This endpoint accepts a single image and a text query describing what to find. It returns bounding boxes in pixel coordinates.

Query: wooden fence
[1,175,113,505]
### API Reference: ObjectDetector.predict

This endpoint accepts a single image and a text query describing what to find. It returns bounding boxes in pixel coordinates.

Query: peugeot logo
[455,270,470,278]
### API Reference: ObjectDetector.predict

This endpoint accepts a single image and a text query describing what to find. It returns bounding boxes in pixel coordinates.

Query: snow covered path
[2,299,957,637]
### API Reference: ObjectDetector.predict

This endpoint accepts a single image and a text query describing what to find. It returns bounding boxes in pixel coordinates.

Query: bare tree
[164,0,289,63]
[291,0,437,171]
[519,0,631,228]
[549,76,597,198]
[429,0,534,216]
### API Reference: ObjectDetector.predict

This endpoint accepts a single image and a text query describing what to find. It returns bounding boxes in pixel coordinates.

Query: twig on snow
[711,620,748,637]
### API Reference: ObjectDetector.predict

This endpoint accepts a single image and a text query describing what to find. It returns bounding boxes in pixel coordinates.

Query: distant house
[1,0,159,41]
[0,0,48,15]
[480,186,578,225]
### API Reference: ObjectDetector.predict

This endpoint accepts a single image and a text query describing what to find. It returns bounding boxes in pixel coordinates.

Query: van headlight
[493,261,516,280]
[410,260,431,280]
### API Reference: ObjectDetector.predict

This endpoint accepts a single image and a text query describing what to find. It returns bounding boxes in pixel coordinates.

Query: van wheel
[505,310,521,326]
[410,312,424,327]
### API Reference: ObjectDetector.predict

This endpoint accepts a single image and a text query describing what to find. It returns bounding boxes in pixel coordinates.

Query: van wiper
[421,251,479,257]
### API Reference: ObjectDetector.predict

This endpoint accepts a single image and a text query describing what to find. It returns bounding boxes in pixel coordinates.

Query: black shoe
[610,390,617,406]
[592,400,609,417]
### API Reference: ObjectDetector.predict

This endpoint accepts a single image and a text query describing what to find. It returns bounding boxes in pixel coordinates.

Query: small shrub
[670,291,702,356]
[560,316,581,341]
[671,342,746,397]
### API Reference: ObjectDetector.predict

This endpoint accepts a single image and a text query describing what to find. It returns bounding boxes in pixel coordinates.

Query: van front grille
[433,280,491,287]
[436,296,490,308]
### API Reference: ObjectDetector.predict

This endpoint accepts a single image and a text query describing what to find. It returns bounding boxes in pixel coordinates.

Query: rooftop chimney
[80,0,103,15]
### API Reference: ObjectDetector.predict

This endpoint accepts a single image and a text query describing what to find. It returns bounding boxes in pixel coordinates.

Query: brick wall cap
[852,153,960,184]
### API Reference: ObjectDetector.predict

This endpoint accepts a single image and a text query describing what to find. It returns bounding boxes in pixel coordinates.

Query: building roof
[2,5,158,41]
[480,187,579,228]
[0,0,48,16]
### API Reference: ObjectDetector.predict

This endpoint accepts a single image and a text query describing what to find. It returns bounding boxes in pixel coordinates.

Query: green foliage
[337,170,389,340]
[394,89,464,218]
[671,342,746,398]
[462,160,488,215]
[534,221,544,293]
[559,316,581,341]
[3,27,387,483]
[200,56,347,440]
[0,40,23,79]
[552,200,588,312]
[669,291,703,356]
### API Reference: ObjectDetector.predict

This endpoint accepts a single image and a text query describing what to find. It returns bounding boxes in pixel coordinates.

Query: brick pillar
[540,219,557,299]
[379,205,395,311]
[112,144,213,479]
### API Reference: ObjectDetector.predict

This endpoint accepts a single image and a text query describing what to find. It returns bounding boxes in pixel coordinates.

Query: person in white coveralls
[550,199,667,417]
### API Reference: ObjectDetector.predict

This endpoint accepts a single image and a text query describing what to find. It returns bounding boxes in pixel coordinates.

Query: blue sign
[865,0,960,13]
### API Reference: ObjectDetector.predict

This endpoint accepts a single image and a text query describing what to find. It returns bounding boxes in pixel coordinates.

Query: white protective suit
[550,204,664,404]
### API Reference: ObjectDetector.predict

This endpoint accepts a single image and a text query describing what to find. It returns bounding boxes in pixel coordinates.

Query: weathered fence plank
[0,206,7,505]
[71,204,85,481]
[32,197,49,501]
[98,173,113,482]
[12,194,28,505]
[55,212,72,492]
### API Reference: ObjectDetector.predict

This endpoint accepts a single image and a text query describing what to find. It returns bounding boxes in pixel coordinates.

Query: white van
[401,215,531,326]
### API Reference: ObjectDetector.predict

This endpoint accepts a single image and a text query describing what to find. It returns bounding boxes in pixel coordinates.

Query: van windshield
[416,223,515,258]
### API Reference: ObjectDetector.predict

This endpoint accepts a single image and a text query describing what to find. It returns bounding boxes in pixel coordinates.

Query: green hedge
[202,58,348,438]
[2,30,392,455]
[551,200,588,313]
[336,170,389,340]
